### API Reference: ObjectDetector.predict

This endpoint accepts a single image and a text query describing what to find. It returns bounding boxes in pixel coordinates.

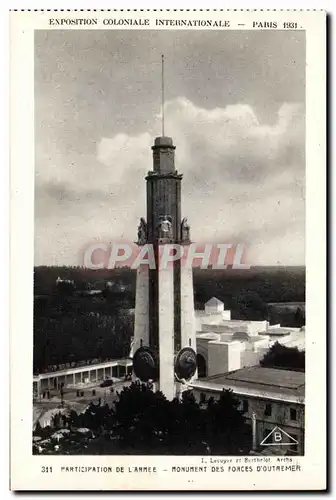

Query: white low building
[33,358,133,397]
[195,297,305,378]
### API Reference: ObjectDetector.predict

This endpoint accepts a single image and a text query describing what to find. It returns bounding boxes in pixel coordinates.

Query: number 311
[41,466,53,473]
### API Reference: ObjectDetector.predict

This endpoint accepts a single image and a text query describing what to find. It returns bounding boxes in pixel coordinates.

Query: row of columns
[33,363,132,397]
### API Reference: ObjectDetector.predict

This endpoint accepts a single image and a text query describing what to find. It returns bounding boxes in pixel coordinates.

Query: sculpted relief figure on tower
[158,215,173,241]
[137,217,147,245]
[181,217,191,243]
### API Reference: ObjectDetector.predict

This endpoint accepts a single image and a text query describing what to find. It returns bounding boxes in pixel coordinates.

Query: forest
[34,265,305,307]
[260,342,305,372]
[33,292,133,374]
[33,266,305,374]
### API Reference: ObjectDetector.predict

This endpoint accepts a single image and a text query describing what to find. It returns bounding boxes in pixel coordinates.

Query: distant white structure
[195,297,305,378]
[204,297,231,318]
[56,277,75,286]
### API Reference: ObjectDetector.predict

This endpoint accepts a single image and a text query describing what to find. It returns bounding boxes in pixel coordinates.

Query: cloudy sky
[35,30,305,266]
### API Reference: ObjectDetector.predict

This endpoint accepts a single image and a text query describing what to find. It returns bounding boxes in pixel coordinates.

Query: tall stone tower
[132,136,197,400]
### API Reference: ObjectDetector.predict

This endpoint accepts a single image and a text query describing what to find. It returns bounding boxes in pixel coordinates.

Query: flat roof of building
[217,366,304,391]
[33,358,132,381]
[197,332,220,340]
[247,335,269,343]
[191,366,305,404]
[261,328,292,336]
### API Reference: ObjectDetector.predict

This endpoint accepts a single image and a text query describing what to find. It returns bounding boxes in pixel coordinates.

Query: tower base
[158,265,175,400]
[132,257,197,400]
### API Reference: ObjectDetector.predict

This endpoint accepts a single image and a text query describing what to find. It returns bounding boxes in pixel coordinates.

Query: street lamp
[252,412,257,451]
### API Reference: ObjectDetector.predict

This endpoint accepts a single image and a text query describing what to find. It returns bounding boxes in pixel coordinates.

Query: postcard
[10,9,326,490]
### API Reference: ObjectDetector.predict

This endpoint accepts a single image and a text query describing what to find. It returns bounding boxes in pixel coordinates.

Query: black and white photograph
[10,9,326,491]
[33,27,306,457]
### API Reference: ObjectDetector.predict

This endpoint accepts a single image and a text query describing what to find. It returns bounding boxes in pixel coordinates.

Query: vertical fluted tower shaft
[134,135,195,400]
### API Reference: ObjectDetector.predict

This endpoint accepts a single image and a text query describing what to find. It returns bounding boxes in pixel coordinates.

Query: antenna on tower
[161,54,165,137]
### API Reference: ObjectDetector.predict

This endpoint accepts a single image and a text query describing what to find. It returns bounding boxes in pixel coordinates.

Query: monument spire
[161,54,165,137]
[132,54,197,400]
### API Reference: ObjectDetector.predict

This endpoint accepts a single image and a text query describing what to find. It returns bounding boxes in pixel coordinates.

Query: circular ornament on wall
[175,347,197,381]
[133,346,159,382]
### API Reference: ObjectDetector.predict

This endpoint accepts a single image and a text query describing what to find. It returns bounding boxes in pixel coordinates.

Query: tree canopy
[34,383,252,455]
[260,342,305,372]
[34,293,133,373]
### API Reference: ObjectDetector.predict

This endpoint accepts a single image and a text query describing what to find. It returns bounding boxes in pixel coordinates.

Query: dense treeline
[34,383,252,455]
[33,266,305,373]
[34,266,305,307]
[34,266,136,296]
[260,342,305,372]
[193,266,305,311]
[34,291,133,374]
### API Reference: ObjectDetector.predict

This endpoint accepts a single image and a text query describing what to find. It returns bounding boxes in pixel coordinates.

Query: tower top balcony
[152,136,176,150]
